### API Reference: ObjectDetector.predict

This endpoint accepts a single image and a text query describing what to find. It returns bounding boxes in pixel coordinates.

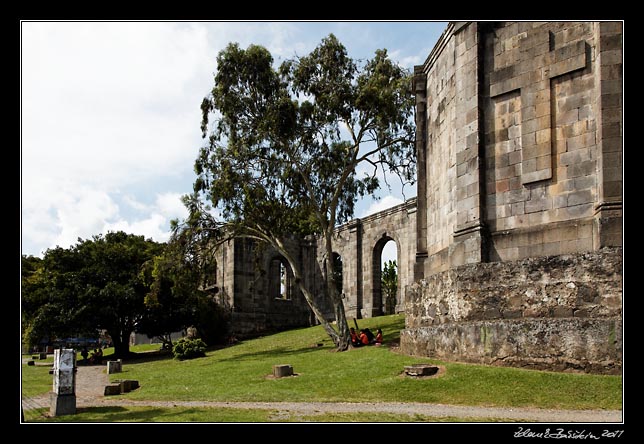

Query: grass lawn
[22,314,622,422]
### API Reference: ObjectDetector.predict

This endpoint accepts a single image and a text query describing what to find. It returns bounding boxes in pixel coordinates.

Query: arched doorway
[372,236,398,316]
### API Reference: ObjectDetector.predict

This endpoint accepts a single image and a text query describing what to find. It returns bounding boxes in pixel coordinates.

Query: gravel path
[23,364,623,423]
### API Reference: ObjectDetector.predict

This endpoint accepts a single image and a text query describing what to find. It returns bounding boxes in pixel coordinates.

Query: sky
[21,21,448,262]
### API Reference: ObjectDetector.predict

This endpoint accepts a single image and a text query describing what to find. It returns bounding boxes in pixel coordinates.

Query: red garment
[360,333,370,345]
[375,332,383,344]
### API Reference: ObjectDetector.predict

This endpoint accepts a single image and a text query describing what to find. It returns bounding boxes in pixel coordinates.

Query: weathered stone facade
[210,199,417,337]
[329,198,417,319]
[401,21,623,374]
[210,237,317,337]
[402,248,622,373]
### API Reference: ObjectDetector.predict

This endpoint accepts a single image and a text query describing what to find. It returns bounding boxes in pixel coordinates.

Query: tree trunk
[274,236,350,351]
[110,330,131,359]
[324,232,351,351]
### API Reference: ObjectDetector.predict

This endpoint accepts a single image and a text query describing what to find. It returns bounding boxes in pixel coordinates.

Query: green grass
[21,362,54,398]
[22,314,622,422]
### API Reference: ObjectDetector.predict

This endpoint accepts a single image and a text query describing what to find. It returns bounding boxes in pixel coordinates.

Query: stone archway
[372,235,399,317]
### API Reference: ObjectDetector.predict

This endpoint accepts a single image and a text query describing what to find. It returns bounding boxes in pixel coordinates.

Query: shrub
[194,298,231,346]
[172,337,207,360]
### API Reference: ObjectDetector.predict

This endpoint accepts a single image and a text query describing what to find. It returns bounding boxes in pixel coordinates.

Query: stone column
[346,219,363,318]
[413,66,428,281]
[450,22,487,267]
[593,22,622,248]
[50,348,76,416]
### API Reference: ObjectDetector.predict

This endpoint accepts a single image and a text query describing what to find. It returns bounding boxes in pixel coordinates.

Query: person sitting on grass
[364,328,375,343]
[374,328,383,346]
[95,347,103,364]
[350,328,361,347]
[359,329,370,346]
[89,348,103,365]
[81,347,89,365]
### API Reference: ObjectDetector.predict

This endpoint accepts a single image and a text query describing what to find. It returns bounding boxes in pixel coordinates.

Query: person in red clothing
[350,327,361,347]
[359,329,370,346]
[374,328,383,346]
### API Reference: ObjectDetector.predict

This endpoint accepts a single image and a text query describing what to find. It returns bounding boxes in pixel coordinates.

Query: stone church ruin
[206,21,622,375]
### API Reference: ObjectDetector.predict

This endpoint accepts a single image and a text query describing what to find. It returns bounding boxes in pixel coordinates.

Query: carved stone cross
[490,28,588,184]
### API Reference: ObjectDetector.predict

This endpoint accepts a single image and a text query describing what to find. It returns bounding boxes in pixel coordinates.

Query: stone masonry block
[536,155,551,170]
[571,160,596,178]
[600,34,622,52]
[602,181,622,199]
[602,137,622,153]
[600,64,622,81]
[558,109,580,125]
[600,50,622,66]
[273,364,294,378]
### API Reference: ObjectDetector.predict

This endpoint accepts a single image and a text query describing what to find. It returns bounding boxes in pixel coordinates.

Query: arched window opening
[203,259,218,291]
[270,257,292,300]
[332,252,343,298]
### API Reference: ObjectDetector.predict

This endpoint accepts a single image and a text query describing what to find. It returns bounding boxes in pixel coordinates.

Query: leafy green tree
[22,249,93,349]
[138,247,195,350]
[21,232,163,358]
[382,260,398,315]
[138,238,230,349]
[181,34,415,351]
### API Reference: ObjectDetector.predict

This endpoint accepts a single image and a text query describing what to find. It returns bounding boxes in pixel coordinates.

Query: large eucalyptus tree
[182,34,415,350]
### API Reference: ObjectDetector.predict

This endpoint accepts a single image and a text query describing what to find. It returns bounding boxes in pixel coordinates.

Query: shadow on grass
[216,344,327,362]
[99,350,174,365]
[44,406,181,422]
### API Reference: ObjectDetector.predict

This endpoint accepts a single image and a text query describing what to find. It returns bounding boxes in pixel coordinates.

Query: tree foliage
[381,260,398,315]
[138,237,230,348]
[21,232,164,358]
[181,34,415,350]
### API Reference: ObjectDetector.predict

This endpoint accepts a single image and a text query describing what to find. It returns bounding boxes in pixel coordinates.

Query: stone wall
[210,198,419,336]
[214,237,315,337]
[481,22,619,261]
[406,21,622,374]
[414,21,622,277]
[330,198,417,318]
[401,247,622,373]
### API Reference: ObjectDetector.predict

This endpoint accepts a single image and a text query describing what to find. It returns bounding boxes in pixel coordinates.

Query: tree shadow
[72,406,188,422]
[101,350,174,365]
[216,344,328,363]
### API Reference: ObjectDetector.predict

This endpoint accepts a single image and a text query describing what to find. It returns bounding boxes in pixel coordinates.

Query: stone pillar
[50,348,76,416]
[413,66,428,281]
[347,219,363,318]
[451,22,487,267]
[593,22,622,249]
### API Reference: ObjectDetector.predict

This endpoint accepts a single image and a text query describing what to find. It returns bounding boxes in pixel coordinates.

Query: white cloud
[51,187,120,250]
[21,22,213,255]
[155,192,188,221]
[388,49,423,69]
[21,21,439,257]
[21,22,211,189]
[360,195,404,218]
[104,213,169,243]
[122,194,150,212]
